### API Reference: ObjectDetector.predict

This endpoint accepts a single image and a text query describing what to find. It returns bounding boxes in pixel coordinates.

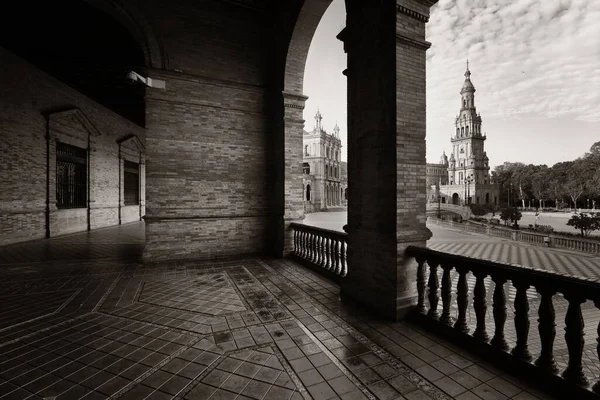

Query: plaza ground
[0,222,566,399]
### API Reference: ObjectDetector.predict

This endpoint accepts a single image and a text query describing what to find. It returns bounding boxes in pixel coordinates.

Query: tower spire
[314,107,323,131]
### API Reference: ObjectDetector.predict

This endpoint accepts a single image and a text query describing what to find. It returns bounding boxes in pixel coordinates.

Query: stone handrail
[430,218,600,254]
[406,245,600,397]
[290,223,348,277]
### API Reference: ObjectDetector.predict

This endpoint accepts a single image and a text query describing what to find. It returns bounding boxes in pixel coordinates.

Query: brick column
[281,92,307,256]
[340,0,436,320]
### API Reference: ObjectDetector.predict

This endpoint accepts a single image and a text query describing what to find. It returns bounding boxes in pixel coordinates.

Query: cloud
[427,0,600,124]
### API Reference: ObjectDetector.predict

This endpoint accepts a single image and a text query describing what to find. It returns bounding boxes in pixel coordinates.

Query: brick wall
[141,0,287,261]
[0,47,145,245]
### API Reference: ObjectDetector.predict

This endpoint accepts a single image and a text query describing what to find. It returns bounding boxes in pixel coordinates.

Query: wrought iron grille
[56,142,87,209]
[124,160,140,206]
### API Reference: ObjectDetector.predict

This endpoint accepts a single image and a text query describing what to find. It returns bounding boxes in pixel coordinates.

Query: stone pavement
[0,223,560,399]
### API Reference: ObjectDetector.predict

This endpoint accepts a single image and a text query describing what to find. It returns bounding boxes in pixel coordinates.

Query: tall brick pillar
[281,92,307,257]
[339,0,436,320]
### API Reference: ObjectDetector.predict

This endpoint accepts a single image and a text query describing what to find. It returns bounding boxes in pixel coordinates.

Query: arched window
[463,99,466,107]
[325,165,328,177]
[304,145,309,156]
[303,162,310,174]
[456,128,459,136]
[306,185,311,201]
[485,193,490,203]
[461,127,464,136]
[465,126,469,135]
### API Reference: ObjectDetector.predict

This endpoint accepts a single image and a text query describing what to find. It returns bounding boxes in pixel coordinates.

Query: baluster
[322,236,328,269]
[331,239,338,274]
[334,239,341,275]
[340,241,347,277]
[440,263,453,325]
[302,231,308,260]
[427,260,440,319]
[309,233,315,263]
[325,236,331,269]
[534,287,558,374]
[473,271,490,342]
[490,275,509,351]
[454,266,469,333]
[292,228,298,255]
[415,256,427,314]
[562,295,588,386]
[593,299,600,394]
[316,235,323,266]
[511,280,532,361]
[302,231,307,259]
[322,236,328,268]
[325,236,332,270]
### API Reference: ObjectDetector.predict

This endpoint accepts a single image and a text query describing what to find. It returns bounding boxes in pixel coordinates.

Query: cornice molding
[396,4,429,22]
[47,108,102,137]
[396,33,432,50]
[284,103,304,109]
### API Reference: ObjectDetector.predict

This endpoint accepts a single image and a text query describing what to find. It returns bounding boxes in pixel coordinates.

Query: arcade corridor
[0,224,557,399]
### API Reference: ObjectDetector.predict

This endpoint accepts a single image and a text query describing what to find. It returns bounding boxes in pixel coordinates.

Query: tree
[532,169,550,209]
[500,206,522,228]
[566,212,600,236]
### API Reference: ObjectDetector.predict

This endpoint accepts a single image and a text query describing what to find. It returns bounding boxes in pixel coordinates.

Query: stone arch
[452,193,460,205]
[81,0,167,69]
[283,0,335,95]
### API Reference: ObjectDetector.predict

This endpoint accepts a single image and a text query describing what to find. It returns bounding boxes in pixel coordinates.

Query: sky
[302,0,600,168]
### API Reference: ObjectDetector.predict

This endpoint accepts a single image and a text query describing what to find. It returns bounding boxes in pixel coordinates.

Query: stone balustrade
[290,223,347,277]
[406,245,600,397]
[431,218,600,254]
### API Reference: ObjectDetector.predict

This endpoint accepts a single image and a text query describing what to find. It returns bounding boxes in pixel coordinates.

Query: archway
[281,0,437,319]
[1,0,149,126]
[452,193,460,205]
[306,184,311,201]
[485,192,490,204]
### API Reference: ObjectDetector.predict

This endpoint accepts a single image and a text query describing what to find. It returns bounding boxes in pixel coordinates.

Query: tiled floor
[0,223,564,399]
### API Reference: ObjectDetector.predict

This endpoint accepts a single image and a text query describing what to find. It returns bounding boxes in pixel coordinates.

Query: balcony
[291,222,600,399]
[0,222,590,399]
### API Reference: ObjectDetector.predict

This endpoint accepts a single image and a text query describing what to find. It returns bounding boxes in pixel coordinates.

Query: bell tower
[448,62,490,187]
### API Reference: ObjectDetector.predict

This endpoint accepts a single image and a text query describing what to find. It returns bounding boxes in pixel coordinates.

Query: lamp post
[436,179,441,218]
[587,198,589,210]
[467,177,472,205]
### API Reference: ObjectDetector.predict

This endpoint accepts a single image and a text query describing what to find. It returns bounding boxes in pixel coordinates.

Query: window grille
[124,160,140,205]
[56,142,87,209]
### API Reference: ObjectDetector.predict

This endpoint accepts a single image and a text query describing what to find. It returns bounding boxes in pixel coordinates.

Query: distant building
[302,110,347,213]
[427,63,499,207]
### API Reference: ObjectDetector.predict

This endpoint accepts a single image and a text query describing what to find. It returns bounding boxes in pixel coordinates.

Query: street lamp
[587,198,589,210]
[436,179,441,218]
[467,177,472,205]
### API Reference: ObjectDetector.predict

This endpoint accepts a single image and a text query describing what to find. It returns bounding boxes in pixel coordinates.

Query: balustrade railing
[407,245,600,396]
[290,223,348,278]
[430,217,600,254]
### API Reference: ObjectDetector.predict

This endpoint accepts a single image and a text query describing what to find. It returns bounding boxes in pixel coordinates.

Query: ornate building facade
[427,64,499,207]
[302,110,347,213]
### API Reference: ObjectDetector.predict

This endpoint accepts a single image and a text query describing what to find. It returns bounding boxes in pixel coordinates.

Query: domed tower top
[440,150,448,166]
[333,122,340,138]
[460,59,476,95]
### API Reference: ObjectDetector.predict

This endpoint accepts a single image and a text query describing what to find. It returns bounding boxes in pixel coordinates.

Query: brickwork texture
[0,47,145,245]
